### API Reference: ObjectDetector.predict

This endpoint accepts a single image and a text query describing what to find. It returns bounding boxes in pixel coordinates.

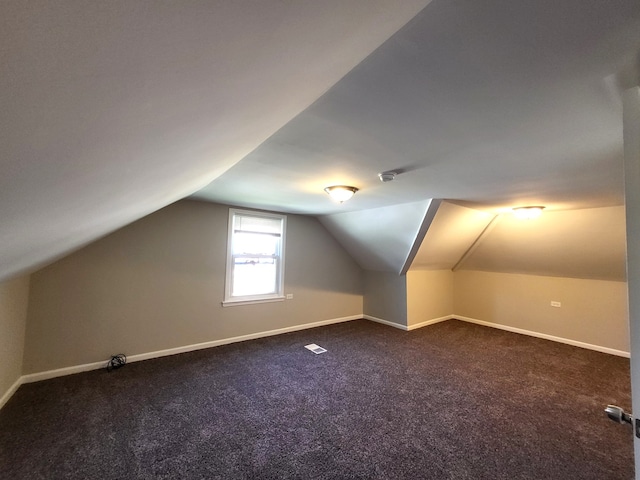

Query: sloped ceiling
[458,206,628,281]
[191,0,639,277]
[0,0,431,282]
[2,0,639,283]
[409,201,627,281]
[411,202,495,270]
[194,0,640,216]
[318,200,433,273]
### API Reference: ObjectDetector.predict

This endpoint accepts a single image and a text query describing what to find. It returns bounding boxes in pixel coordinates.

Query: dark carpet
[0,319,633,479]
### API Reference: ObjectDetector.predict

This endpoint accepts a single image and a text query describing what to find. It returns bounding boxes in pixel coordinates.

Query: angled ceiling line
[452,214,502,272]
[399,198,442,275]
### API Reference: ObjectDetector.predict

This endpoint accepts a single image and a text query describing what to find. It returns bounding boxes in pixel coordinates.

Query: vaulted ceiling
[194,0,640,215]
[413,202,627,281]
[2,0,639,282]
[0,0,430,282]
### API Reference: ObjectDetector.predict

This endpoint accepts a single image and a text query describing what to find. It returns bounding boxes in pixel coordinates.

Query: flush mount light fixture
[512,206,545,220]
[324,185,359,203]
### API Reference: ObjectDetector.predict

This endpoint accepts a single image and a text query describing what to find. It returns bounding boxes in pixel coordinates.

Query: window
[223,209,286,306]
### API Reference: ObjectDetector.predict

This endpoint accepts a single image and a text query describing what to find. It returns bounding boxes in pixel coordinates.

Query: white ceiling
[412,202,495,271]
[2,0,639,282]
[194,0,640,215]
[459,205,628,281]
[0,0,431,282]
[408,201,627,281]
[318,200,433,273]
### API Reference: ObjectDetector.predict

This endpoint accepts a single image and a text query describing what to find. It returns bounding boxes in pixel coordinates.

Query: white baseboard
[364,314,453,331]
[363,313,629,357]
[455,315,630,358]
[123,314,362,364]
[363,314,408,330]
[407,314,454,331]
[7,314,362,407]
[0,376,22,410]
[4,312,628,410]
[21,360,109,384]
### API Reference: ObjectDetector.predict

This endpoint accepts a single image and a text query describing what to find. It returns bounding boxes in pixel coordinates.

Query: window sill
[222,296,286,307]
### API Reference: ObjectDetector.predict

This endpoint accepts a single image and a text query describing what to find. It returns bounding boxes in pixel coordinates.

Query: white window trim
[222,208,286,307]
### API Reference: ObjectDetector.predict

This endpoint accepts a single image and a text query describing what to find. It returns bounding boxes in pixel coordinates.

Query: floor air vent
[304,344,327,354]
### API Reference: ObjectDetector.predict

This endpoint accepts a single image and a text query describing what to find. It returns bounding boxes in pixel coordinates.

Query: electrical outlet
[550,301,561,308]
[286,293,293,300]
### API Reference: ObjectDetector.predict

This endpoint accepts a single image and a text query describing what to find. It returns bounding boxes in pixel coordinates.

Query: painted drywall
[23,200,362,374]
[623,86,640,473]
[1,0,434,284]
[454,270,630,353]
[363,270,407,326]
[406,270,453,326]
[412,202,494,270]
[0,275,30,403]
[319,200,432,273]
[458,206,627,281]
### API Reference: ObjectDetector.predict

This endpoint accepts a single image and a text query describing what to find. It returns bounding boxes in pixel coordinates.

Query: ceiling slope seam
[452,214,501,272]
[399,199,441,275]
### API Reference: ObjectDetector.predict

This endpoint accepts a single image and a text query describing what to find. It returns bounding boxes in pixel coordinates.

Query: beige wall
[454,270,630,353]
[363,270,407,326]
[24,200,363,374]
[406,269,453,326]
[0,275,30,402]
[16,197,632,380]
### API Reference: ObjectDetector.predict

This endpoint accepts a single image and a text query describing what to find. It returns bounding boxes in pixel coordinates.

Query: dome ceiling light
[512,206,545,220]
[324,185,358,203]
[324,185,359,203]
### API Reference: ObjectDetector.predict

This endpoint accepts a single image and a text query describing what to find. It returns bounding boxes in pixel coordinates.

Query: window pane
[234,215,282,234]
[232,259,277,296]
[225,208,286,304]
[233,232,278,255]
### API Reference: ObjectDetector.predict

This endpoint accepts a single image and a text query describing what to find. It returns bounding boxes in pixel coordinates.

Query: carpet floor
[0,319,633,479]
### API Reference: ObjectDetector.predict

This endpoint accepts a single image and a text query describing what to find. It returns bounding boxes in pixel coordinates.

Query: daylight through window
[224,209,286,305]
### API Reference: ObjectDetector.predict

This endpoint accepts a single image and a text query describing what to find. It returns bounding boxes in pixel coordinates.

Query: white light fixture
[378,171,397,183]
[512,206,545,220]
[324,185,358,203]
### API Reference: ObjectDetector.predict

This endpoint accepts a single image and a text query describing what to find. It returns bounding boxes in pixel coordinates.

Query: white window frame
[223,208,286,306]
